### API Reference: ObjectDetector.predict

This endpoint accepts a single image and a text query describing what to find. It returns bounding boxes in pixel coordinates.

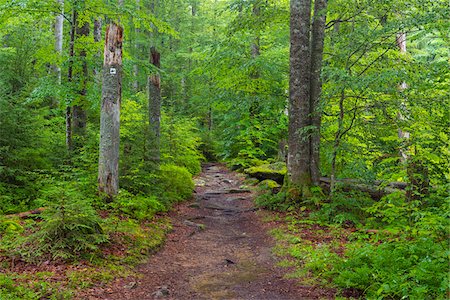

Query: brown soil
[82,163,336,300]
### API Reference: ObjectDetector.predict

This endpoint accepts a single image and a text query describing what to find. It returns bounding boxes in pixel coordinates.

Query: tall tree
[148,46,162,166]
[287,0,312,197]
[309,0,327,185]
[54,0,64,84]
[147,0,162,166]
[66,2,90,151]
[98,23,123,199]
[287,0,327,197]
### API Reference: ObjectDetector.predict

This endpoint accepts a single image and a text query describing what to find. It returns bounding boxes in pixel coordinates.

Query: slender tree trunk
[66,8,77,151]
[93,18,102,78]
[72,18,90,141]
[396,32,410,162]
[54,0,64,84]
[132,0,141,92]
[148,46,161,165]
[330,90,345,194]
[98,23,123,200]
[287,0,312,197]
[310,0,327,185]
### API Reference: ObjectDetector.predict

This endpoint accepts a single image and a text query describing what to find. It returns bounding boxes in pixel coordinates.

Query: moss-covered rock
[244,162,286,184]
[258,179,282,194]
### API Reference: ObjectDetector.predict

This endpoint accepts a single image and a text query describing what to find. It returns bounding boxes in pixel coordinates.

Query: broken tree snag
[148,46,161,166]
[98,23,123,200]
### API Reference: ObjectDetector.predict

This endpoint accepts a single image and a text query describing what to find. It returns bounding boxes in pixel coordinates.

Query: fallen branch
[5,208,45,219]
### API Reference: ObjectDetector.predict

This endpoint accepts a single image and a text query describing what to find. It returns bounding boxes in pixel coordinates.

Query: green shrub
[16,185,108,261]
[255,190,290,211]
[310,190,375,225]
[158,164,195,203]
[161,113,203,175]
[333,238,448,299]
[113,190,166,221]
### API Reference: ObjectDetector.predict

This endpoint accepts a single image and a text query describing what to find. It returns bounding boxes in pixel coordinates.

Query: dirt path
[89,163,335,300]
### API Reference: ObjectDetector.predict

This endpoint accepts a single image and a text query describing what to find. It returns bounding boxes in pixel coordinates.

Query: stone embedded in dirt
[123,281,137,289]
[222,179,233,184]
[183,220,206,231]
[194,179,206,186]
[224,258,236,265]
[188,202,200,208]
[152,285,170,298]
[228,188,252,194]
[206,166,221,172]
[204,190,228,195]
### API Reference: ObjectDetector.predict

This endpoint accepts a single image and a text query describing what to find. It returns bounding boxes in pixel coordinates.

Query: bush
[113,190,166,221]
[311,190,375,226]
[334,238,448,299]
[161,114,204,175]
[158,164,195,203]
[11,185,108,261]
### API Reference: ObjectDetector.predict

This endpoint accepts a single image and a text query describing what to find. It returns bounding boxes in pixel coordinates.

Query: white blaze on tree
[98,23,123,200]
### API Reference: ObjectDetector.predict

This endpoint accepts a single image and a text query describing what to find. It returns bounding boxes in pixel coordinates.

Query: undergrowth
[259,186,449,299]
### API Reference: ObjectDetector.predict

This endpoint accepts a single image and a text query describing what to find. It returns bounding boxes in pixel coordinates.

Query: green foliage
[161,113,204,176]
[158,164,195,203]
[255,190,289,211]
[0,218,23,234]
[16,185,108,261]
[334,238,448,299]
[0,273,41,300]
[311,191,375,226]
[113,190,166,221]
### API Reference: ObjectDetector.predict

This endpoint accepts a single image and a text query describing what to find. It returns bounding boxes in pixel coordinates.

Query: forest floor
[81,163,337,300]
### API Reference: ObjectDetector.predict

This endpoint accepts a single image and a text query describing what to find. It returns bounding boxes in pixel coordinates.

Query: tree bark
[148,46,162,165]
[54,0,64,84]
[287,0,312,197]
[72,17,90,141]
[93,18,102,79]
[66,8,77,151]
[98,23,123,200]
[396,32,410,162]
[310,0,327,185]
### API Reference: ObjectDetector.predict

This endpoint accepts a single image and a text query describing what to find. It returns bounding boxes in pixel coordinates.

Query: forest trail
[87,163,334,300]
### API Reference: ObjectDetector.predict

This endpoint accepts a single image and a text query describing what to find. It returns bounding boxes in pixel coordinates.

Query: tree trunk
[310,0,327,186]
[98,23,123,200]
[66,8,77,151]
[396,32,410,162]
[54,0,64,84]
[93,18,102,77]
[72,18,90,142]
[148,46,162,165]
[287,0,312,197]
[66,7,89,151]
[330,90,345,194]
[132,0,141,92]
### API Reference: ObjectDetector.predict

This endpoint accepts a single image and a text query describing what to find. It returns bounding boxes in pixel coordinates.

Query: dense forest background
[0,0,448,299]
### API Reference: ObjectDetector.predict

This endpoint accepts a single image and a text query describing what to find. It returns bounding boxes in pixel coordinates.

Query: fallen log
[5,208,45,219]
[319,177,404,200]
[244,162,407,198]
